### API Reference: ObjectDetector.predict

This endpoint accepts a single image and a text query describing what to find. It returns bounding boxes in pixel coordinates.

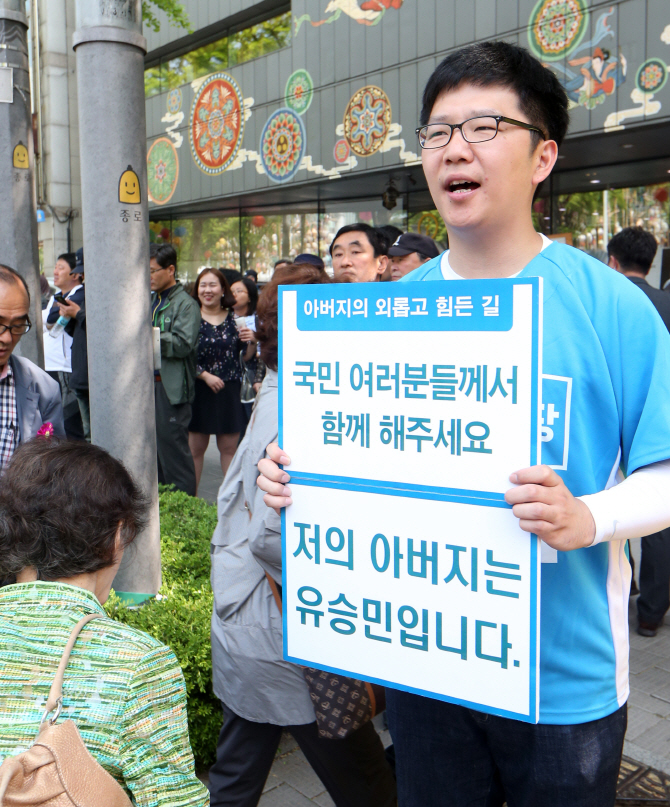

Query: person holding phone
[188,268,256,490]
[42,253,84,439]
[231,276,264,416]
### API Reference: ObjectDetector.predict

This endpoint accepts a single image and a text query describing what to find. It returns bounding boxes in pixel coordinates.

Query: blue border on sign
[527,276,541,723]
[288,471,510,508]
[284,652,534,723]
[279,289,288,656]
[279,277,542,723]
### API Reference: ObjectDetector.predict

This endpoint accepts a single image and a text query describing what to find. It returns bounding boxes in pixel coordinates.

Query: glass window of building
[149,216,241,283]
[144,11,291,98]
[228,13,291,67]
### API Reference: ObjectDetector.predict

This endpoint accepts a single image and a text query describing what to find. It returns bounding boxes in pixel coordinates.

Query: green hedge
[105,488,221,770]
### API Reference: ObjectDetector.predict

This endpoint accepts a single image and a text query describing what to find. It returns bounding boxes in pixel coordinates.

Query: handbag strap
[42,613,103,725]
[265,572,283,615]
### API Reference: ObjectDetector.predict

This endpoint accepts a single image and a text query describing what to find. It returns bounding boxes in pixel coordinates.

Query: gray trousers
[154,380,196,496]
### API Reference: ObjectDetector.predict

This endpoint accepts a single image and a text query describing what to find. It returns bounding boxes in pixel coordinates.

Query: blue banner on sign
[292,280,514,331]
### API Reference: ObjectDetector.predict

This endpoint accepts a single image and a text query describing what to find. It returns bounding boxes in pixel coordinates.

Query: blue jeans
[386,689,626,807]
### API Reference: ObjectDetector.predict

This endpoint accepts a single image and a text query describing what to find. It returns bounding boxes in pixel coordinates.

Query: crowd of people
[2,38,670,807]
[38,216,441,504]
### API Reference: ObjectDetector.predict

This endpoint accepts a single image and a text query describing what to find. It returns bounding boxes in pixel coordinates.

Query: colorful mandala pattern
[528,0,589,62]
[285,69,314,115]
[190,73,244,175]
[636,59,668,94]
[167,88,182,115]
[333,139,350,164]
[147,137,179,205]
[343,86,391,158]
[260,108,305,183]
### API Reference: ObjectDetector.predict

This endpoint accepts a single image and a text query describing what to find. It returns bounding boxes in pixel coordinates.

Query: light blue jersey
[401,242,670,724]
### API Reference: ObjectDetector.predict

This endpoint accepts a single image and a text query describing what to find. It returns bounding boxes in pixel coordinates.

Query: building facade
[31,0,82,272]
[33,0,670,284]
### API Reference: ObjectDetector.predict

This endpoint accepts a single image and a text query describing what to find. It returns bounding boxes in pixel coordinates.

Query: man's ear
[377,254,389,275]
[608,255,620,272]
[532,139,558,189]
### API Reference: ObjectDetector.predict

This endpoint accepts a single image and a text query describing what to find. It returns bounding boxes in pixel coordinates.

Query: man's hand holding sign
[259,448,596,552]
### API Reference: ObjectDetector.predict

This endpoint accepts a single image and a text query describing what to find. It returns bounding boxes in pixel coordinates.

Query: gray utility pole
[73,0,160,604]
[0,1,42,365]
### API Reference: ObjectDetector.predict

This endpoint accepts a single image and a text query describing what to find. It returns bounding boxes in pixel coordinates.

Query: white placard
[280,278,543,721]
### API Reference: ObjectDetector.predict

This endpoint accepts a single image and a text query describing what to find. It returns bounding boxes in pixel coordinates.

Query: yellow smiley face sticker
[119,165,141,204]
[13,142,28,169]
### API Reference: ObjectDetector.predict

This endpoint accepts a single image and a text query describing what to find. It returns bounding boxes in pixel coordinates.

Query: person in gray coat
[209,264,396,807]
[0,265,64,472]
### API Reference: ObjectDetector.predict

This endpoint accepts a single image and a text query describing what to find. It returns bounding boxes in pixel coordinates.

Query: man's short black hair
[150,243,178,277]
[221,267,243,287]
[329,223,387,258]
[57,253,77,272]
[607,227,658,275]
[420,41,570,147]
[375,225,403,256]
[0,264,30,305]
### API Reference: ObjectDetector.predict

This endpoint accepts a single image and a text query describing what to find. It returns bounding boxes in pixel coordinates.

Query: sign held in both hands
[279,278,543,722]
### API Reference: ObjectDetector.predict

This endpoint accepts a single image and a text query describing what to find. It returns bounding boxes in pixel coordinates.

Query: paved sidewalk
[197,437,225,504]
[626,553,670,775]
[199,462,670,798]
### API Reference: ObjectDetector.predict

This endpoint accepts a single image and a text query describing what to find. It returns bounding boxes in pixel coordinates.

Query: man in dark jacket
[608,226,670,637]
[150,243,201,495]
[609,227,670,331]
[57,248,89,440]
[44,252,84,439]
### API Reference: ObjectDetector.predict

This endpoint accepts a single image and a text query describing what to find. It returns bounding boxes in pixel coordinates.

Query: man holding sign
[260,42,670,806]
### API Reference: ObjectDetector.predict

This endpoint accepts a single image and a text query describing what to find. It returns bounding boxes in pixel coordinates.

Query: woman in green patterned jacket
[0,439,209,807]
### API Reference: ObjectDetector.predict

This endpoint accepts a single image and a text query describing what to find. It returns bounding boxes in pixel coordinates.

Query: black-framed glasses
[0,319,31,336]
[416,116,546,149]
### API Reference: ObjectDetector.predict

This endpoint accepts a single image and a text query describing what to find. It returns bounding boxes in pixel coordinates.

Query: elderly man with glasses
[0,264,64,470]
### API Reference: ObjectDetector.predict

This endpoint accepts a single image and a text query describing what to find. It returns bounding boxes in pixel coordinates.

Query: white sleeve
[580,459,670,545]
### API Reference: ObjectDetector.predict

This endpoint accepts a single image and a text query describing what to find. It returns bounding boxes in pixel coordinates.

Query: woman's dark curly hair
[0,438,149,581]
[256,263,331,371]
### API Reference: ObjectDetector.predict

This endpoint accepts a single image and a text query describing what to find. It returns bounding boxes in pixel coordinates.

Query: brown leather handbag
[0,613,133,807]
[266,573,386,739]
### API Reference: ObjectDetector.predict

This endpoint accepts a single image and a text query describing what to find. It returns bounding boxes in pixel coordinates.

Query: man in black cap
[57,247,89,440]
[388,232,440,280]
[294,253,325,270]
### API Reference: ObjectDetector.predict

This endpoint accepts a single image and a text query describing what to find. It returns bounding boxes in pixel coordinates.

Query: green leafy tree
[228,12,291,65]
[143,0,192,34]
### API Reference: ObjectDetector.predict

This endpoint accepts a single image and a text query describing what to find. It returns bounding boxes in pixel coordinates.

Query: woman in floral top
[188,268,256,488]
[0,439,208,807]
